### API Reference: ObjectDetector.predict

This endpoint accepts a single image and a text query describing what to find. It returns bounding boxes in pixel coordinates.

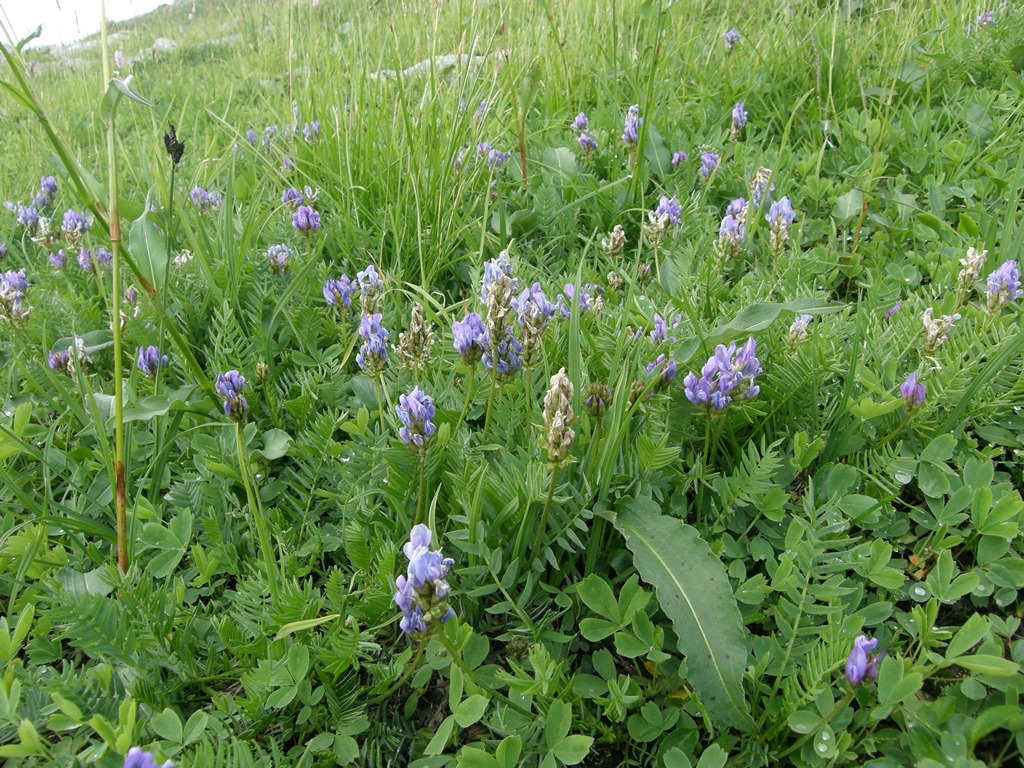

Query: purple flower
[672,150,688,167]
[357,264,383,313]
[124,746,174,768]
[356,313,389,376]
[650,314,669,345]
[683,337,761,412]
[215,370,248,421]
[281,186,304,208]
[49,250,67,269]
[0,244,5,258]
[622,104,641,146]
[61,209,89,243]
[572,112,589,132]
[137,346,169,378]
[16,204,39,233]
[477,141,510,168]
[0,269,30,323]
[986,259,1021,313]
[245,129,259,145]
[731,102,747,137]
[77,248,96,272]
[512,282,557,327]
[190,186,222,214]
[845,635,881,685]
[653,195,682,226]
[900,372,925,410]
[403,523,432,559]
[480,253,515,302]
[578,132,598,153]
[95,247,112,267]
[560,282,601,317]
[766,197,796,229]
[49,349,71,373]
[645,354,677,392]
[452,312,489,365]
[396,386,437,448]
[883,301,902,320]
[394,525,455,635]
[699,151,720,181]
[323,275,354,310]
[292,205,320,235]
[125,286,138,305]
[38,176,58,206]
[266,244,292,275]
[303,120,320,143]
[473,100,489,123]
[483,332,522,377]
[723,27,741,52]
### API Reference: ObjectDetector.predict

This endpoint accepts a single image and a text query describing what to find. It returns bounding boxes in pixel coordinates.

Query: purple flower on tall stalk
[699,151,720,182]
[323,275,354,310]
[788,314,813,351]
[137,346,169,378]
[266,244,292,275]
[730,102,747,139]
[560,283,601,317]
[723,27,741,52]
[245,129,259,145]
[356,313,389,376]
[672,150,688,167]
[357,264,383,314]
[766,196,796,255]
[715,198,748,260]
[653,195,682,226]
[452,312,489,365]
[483,333,522,377]
[49,250,67,270]
[190,186,222,214]
[900,372,925,410]
[986,259,1021,313]
[216,370,248,421]
[645,354,677,392]
[394,524,455,635]
[95,247,112,267]
[513,282,557,368]
[845,635,881,685]
[883,301,901,320]
[396,386,437,449]
[77,248,96,272]
[479,253,515,302]
[622,104,641,146]
[124,746,174,768]
[292,205,320,235]
[572,112,589,132]
[650,314,669,345]
[683,337,761,412]
[477,141,511,168]
[303,120,320,143]
[578,132,598,153]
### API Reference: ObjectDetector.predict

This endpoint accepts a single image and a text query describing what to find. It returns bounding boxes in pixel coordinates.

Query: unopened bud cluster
[543,368,575,465]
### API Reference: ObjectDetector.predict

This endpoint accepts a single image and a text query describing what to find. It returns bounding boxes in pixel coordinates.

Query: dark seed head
[163,122,185,166]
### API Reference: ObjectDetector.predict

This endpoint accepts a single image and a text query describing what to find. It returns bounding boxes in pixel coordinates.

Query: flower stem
[415,449,426,527]
[531,465,559,556]
[100,5,127,573]
[454,364,476,433]
[523,365,533,439]
[235,422,279,601]
[435,630,532,719]
[374,377,385,424]
[367,643,426,706]
[483,364,498,432]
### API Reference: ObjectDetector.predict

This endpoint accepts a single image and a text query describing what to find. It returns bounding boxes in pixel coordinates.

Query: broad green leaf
[614,497,754,732]
[545,699,572,748]
[256,428,292,460]
[541,146,577,181]
[150,708,183,743]
[833,189,864,222]
[956,655,1021,676]
[552,735,593,765]
[129,212,169,292]
[454,695,489,727]
[274,614,340,641]
[695,744,728,768]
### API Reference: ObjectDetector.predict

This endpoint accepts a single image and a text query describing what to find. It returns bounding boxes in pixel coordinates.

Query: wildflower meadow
[0,1,1022,766]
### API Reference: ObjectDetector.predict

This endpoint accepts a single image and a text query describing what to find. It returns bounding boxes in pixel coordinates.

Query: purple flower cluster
[968,10,996,33]
[323,275,355,310]
[190,186,223,214]
[36,176,58,207]
[883,301,901,320]
[452,312,489,365]
[572,111,597,153]
[356,312,389,376]
[683,337,761,412]
[396,386,437,448]
[216,370,248,421]
[699,151,720,181]
[622,104,641,146]
[124,746,173,768]
[479,253,516,302]
[645,354,677,392]
[394,524,455,635]
[477,141,510,168]
[358,264,383,314]
[514,282,557,326]
[900,372,925,410]
[766,196,796,254]
[292,205,321,235]
[62,209,89,246]
[560,283,601,317]
[723,27,741,52]
[49,249,67,270]
[16,203,39,232]
[650,313,681,345]
[731,102,747,138]
[986,259,1021,313]
[845,635,881,685]
[281,186,304,208]
[266,244,293,275]
[716,197,748,259]
[0,269,30,323]
[672,150,688,167]
[483,333,522,377]
[137,346,169,378]
[653,195,682,226]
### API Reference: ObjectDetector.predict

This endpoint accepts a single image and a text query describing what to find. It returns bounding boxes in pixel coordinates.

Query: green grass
[0,1,1023,766]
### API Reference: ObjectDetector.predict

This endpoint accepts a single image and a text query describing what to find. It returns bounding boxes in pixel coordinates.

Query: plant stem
[367,643,426,706]
[522,365,532,439]
[773,690,855,760]
[100,3,127,574]
[415,449,426,527]
[531,465,559,556]
[374,377,385,424]
[435,630,532,719]
[235,422,279,601]
[586,419,603,479]
[483,364,498,432]
[454,363,476,433]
